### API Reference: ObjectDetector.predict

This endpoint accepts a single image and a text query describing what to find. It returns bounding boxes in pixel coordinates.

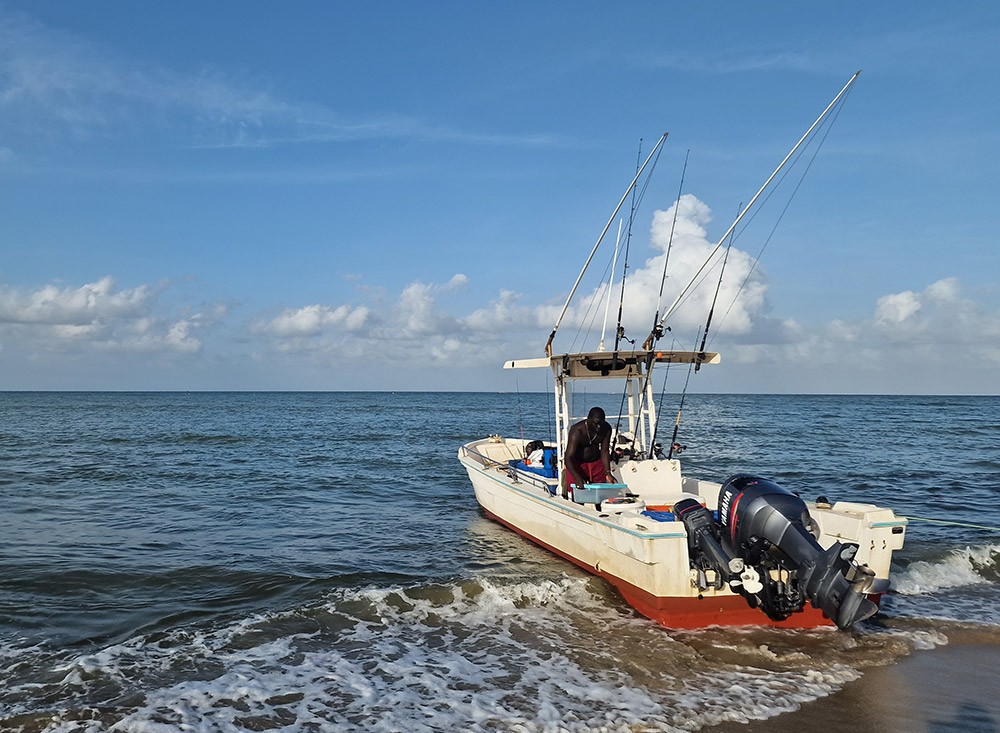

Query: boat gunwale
[459,446,689,540]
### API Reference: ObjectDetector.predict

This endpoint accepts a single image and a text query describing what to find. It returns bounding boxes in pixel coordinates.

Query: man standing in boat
[563,407,614,498]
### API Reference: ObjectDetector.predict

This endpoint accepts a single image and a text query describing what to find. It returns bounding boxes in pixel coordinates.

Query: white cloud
[243,194,788,373]
[247,195,779,370]
[720,277,1000,392]
[828,319,857,342]
[926,277,960,302]
[868,278,999,350]
[397,281,463,336]
[643,50,816,74]
[259,304,372,338]
[0,10,561,151]
[4,203,998,392]
[164,321,200,353]
[532,194,771,350]
[247,277,515,377]
[444,197,1000,392]
[464,289,541,333]
[875,290,921,325]
[559,203,1000,390]
[0,276,216,355]
[0,276,151,325]
[0,10,302,146]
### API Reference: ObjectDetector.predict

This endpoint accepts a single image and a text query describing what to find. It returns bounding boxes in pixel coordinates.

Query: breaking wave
[892,544,1000,595]
[1,575,949,733]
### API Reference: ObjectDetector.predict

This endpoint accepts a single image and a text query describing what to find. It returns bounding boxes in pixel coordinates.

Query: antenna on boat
[599,219,623,352]
[644,71,861,346]
[544,132,669,356]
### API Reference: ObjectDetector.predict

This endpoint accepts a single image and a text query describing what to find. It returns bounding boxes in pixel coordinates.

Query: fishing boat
[458,72,908,630]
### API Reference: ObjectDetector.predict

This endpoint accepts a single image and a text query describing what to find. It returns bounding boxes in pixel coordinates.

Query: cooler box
[572,482,627,505]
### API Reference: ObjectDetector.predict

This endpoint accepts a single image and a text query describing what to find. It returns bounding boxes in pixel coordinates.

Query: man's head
[587,407,606,427]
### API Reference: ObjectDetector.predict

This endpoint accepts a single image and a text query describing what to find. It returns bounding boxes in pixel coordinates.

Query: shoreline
[708,630,1000,733]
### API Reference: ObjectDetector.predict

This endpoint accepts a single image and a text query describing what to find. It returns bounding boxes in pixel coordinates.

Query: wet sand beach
[711,632,1000,733]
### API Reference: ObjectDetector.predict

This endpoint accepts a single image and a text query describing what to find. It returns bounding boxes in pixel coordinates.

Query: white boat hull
[460,436,906,629]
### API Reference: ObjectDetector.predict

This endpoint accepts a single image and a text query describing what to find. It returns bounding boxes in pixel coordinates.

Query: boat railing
[460,444,556,493]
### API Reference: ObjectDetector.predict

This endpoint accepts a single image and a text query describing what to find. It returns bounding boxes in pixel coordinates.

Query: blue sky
[1,2,998,393]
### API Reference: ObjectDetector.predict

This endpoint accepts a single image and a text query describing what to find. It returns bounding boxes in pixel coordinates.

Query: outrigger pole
[544,132,669,357]
[599,219,624,352]
[644,70,861,348]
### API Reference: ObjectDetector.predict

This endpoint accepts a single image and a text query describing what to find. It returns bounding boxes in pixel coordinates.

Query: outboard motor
[715,475,878,629]
[674,498,763,595]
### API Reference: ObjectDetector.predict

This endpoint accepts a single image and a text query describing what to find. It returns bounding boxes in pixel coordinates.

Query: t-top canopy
[503,350,720,379]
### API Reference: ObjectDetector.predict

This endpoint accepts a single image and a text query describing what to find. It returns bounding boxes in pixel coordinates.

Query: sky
[1,2,999,393]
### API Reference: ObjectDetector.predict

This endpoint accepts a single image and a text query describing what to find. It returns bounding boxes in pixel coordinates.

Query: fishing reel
[611,433,637,463]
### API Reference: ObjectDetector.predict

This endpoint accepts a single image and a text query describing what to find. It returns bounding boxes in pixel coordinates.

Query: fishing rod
[650,206,735,458]
[610,139,658,440]
[644,149,691,350]
[647,334,680,458]
[599,220,623,352]
[643,194,727,459]
[708,92,853,351]
[612,138,644,354]
[632,154,692,456]
[515,376,525,443]
[644,71,861,348]
[694,204,738,373]
[651,210,737,459]
[545,132,668,356]
[665,331,701,460]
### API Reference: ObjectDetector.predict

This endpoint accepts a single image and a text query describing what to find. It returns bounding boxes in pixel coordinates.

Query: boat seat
[507,446,558,478]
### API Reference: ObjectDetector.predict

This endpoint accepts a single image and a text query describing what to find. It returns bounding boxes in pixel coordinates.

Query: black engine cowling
[683,474,878,629]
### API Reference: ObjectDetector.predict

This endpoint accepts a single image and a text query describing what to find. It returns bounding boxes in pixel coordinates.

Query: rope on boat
[903,516,1000,532]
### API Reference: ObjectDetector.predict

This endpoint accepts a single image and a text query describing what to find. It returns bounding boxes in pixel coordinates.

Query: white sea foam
[892,544,1000,594]
[855,624,950,651]
[5,575,954,733]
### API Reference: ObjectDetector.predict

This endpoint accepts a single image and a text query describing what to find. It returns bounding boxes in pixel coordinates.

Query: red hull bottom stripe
[482,508,880,630]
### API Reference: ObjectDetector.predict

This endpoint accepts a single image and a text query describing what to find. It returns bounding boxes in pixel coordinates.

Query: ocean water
[1,391,998,732]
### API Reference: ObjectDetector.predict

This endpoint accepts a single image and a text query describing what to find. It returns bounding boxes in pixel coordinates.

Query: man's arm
[563,426,584,483]
[599,428,614,480]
